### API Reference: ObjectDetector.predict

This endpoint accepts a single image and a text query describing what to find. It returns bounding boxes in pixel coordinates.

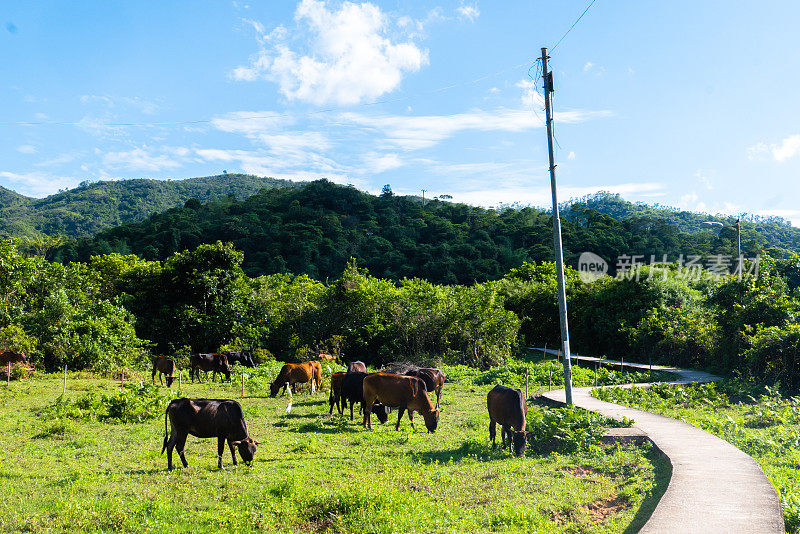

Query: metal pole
[542,47,574,405]
[736,218,742,280]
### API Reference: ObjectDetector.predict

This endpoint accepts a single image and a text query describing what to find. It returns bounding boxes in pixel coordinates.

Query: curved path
[536,349,784,533]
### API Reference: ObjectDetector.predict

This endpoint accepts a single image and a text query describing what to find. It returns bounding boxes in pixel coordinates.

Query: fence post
[594,363,597,388]
[178,370,182,393]
[63,365,67,396]
[241,371,245,397]
[548,364,552,391]
[525,367,529,399]
[121,366,124,387]
[6,363,9,387]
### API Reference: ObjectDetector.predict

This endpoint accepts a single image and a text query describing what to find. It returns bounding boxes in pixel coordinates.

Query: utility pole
[541,47,574,405]
[421,189,427,207]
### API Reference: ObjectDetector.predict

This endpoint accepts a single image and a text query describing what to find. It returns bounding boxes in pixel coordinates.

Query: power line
[550,0,598,53]
[0,61,532,128]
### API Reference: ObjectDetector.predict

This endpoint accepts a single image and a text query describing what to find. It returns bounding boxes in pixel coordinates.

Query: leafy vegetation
[593,381,800,532]
[0,371,668,533]
[0,174,298,239]
[53,181,800,283]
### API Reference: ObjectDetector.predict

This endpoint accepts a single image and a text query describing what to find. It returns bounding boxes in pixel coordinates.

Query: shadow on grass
[408,439,507,464]
[622,447,673,534]
[294,422,358,434]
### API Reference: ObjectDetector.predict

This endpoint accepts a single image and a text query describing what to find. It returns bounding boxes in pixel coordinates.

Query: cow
[190,353,231,382]
[223,351,256,368]
[362,372,439,432]
[405,367,446,409]
[269,361,322,397]
[487,384,528,457]
[0,350,26,367]
[317,353,336,362]
[347,360,367,373]
[329,371,346,415]
[152,356,177,388]
[162,398,259,470]
[340,371,390,423]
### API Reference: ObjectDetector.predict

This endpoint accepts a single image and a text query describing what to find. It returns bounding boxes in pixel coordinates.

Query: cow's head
[374,403,391,424]
[269,381,281,397]
[423,408,440,433]
[232,437,260,466]
[511,430,529,458]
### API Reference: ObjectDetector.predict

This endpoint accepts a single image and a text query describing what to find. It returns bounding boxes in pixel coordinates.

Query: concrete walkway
[535,349,784,533]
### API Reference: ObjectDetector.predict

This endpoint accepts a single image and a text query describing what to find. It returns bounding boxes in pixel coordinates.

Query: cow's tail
[161,404,169,454]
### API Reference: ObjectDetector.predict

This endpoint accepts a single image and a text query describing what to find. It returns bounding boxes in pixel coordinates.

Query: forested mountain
[569,192,800,258]
[0,174,299,238]
[54,180,798,284]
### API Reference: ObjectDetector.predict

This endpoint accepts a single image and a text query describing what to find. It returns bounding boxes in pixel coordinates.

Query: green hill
[0,174,300,238]
[54,180,800,284]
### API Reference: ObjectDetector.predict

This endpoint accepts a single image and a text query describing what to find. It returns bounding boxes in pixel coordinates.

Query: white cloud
[748,134,800,162]
[362,152,405,173]
[447,182,665,208]
[772,134,800,162]
[457,2,480,22]
[0,171,77,197]
[567,151,576,160]
[694,169,713,190]
[757,209,800,227]
[583,62,593,71]
[80,94,158,114]
[488,87,500,94]
[16,145,36,154]
[230,0,428,105]
[102,146,187,172]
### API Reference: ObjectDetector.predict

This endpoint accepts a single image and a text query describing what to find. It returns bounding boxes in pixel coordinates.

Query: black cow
[487,384,528,457]
[162,398,259,470]
[404,367,446,409]
[224,351,256,368]
[190,353,231,382]
[341,371,390,423]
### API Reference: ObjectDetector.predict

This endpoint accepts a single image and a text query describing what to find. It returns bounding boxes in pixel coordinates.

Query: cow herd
[157,354,530,470]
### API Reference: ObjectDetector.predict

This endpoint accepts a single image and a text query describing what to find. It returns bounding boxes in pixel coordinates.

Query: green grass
[0,364,668,533]
[593,381,800,533]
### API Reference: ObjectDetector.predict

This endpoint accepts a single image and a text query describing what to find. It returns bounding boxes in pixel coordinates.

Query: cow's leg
[217,437,226,469]
[152,367,156,383]
[166,433,177,470]
[489,419,497,448]
[175,434,189,468]
[159,372,164,386]
[228,439,238,466]
[436,387,442,410]
[395,407,406,431]
[350,399,355,421]
[407,409,415,430]
[363,402,372,429]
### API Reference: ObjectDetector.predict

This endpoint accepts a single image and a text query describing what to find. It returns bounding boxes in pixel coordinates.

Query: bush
[42,382,176,424]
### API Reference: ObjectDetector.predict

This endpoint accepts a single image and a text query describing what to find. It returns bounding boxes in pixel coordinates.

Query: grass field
[594,381,800,533]
[0,362,669,533]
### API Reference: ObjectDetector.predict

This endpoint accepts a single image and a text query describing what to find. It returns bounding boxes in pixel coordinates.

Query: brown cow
[347,360,367,373]
[317,353,336,362]
[487,384,528,457]
[329,371,346,414]
[405,367,446,409]
[270,361,322,396]
[0,350,27,367]
[152,356,177,388]
[362,372,439,432]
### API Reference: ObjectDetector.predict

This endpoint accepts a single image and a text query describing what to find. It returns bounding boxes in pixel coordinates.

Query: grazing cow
[317,353,336,362]
[269,361,322,397]
[347,360,367,373]
[190,353,231,383]
[340,372,390,423]
[405,367,446,409]
[162,398,259,470]
[487,384,528,457]
[0,350,26,367]
[329,371,346,415]
[152,356,178,387]
[224,351,256,368]
[362,373,439,432]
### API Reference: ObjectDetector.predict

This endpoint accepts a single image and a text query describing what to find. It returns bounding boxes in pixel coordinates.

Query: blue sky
[3,1,800,225]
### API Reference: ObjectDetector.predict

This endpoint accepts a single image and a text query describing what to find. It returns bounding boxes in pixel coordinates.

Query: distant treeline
[53,181,799,284]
